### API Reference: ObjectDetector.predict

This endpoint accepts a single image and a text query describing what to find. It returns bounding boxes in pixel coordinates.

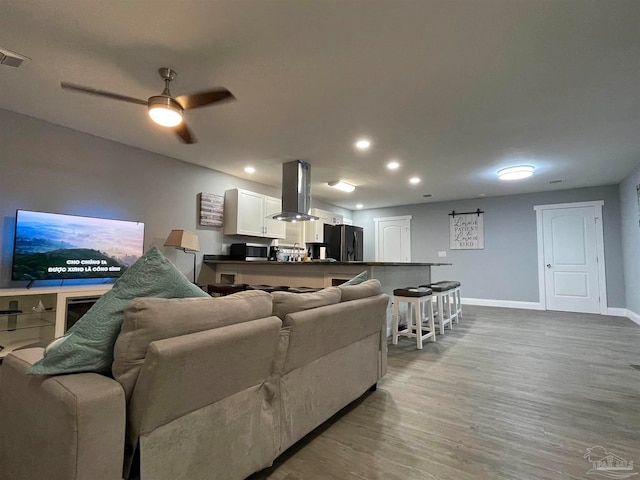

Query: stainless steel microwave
[229,243,268,261]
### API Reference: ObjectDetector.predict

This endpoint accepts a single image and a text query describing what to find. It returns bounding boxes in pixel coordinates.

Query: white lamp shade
[164,230,200,251]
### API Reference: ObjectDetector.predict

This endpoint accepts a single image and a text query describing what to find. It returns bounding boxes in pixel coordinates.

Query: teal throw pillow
[340,270,368,286]
[29,246,208,375]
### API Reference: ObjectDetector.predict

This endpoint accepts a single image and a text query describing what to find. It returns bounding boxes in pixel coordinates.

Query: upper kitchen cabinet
[305,208,344,243]
[224,189,286,239]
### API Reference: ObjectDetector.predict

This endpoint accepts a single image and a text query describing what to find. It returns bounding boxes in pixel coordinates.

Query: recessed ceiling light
[355,139,371,151]
[387,161,400,170]
[356,204,364,209]
[244,166,256,174]
[409,177,421,185]
[478,193,486,197]
[328,180,355,192]
[497,165,534,181]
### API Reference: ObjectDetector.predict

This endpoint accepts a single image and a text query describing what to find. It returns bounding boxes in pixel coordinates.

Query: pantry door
[374,216,411,262]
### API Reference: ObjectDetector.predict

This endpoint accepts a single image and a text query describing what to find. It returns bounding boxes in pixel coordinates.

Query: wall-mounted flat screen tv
[11,210,145,281]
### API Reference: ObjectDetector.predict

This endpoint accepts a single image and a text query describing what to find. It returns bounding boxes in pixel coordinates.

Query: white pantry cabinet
[224,189,286,239]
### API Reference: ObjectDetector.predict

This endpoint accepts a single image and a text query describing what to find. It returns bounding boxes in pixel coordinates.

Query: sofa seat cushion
[113,290,273,402]
[339,279,382,302]
[29,246,208,376]
[271,287,341,324]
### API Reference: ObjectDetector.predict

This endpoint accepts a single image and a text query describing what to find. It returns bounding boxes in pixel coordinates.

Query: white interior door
[375,216,411,262]
[542,206,600,314]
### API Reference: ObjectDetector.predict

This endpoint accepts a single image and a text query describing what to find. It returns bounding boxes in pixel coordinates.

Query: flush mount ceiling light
[409,177,421,185]
[497,165,534,181]
[356,204,364,209]
[355,138,371,151]
[244,166,256,174]
[328,180,355,192]
[387,161,400,170]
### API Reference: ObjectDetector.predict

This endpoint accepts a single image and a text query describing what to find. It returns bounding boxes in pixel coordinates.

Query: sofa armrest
[0,348,126,480]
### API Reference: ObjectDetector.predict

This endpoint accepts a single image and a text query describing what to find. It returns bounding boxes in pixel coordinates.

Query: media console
[0,285,111,358]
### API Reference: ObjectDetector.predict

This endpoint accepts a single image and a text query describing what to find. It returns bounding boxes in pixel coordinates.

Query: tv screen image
[12,210,145,281]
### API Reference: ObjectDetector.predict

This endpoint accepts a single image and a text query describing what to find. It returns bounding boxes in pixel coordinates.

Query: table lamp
[164,229,200,283]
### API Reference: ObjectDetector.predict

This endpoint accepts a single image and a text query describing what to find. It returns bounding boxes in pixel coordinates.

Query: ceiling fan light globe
[148,96,183,127]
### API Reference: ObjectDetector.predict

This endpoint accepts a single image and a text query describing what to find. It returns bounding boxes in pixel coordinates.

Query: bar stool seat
[392,287,436,349]
[207,283,248,297]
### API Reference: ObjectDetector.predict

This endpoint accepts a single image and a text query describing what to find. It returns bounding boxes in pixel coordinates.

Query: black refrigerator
[324,224,364,261]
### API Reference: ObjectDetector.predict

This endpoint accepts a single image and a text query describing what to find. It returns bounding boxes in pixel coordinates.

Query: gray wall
[0,108,345,287]
[353,186,625,307]
[619,161,640,316]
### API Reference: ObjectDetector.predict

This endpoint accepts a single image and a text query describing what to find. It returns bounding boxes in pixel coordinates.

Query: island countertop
[200,257,452,293]
[202,258,451,267]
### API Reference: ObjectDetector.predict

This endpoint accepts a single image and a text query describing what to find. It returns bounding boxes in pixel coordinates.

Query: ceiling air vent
[0,47,29,68]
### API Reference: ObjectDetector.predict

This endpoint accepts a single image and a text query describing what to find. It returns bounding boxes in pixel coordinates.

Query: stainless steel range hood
[270,160,319,222]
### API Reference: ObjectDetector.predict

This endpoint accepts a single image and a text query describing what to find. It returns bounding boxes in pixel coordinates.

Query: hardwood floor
[253,306,640,480]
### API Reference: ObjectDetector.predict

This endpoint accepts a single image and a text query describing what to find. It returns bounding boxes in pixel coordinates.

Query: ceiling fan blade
[61,82,148,106]
[175,88,235,110]
[174,122,197,144]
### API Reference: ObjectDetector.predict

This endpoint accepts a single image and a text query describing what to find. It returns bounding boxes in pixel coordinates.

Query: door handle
[546,264,552,268]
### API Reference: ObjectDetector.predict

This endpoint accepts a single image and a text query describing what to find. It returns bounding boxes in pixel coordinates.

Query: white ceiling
[1,0,639,210]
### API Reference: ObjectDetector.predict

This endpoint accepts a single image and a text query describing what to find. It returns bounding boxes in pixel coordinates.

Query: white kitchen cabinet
[304,208,344,243]
[224,189,286,239]
[263,195,286,239]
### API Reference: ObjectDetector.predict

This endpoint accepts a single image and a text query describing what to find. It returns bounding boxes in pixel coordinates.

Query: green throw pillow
[29,246,208,375]
[340,270,368,286]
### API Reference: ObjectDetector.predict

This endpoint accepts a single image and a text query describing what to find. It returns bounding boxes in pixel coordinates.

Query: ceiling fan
[61,67,235,144]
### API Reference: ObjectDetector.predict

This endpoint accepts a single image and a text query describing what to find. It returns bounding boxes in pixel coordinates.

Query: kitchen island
[200,258,451,297]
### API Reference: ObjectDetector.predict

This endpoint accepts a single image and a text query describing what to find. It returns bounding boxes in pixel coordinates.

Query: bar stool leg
[446,291,454,329]
[455,287,462,322]
[415,298,423,349]
[392,299,400,345]
[437,294,445,335]
[427,297,436,342]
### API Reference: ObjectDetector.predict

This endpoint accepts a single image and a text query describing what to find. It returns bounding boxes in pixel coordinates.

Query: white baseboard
[606,307,628,317]
[462,297,544,310]
[625,309,640,326]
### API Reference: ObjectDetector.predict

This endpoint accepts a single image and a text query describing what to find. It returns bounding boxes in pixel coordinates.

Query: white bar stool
[420,282,455,334]
[392,287,436,349]
[432,281,462,323]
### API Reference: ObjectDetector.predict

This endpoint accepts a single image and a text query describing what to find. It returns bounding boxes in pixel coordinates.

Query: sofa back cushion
[112,290,272,402]
[271,287,341,324]
[29,246,208,376]
[282,294,389,373]
[338,279,382,302]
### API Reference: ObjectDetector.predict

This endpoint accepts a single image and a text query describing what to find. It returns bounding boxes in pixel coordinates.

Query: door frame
[374,215,412,262]
[534,200,607,314]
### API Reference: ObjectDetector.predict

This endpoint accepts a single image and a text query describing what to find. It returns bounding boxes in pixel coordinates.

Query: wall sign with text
[199,192,224,227]
[450,212,484,250]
